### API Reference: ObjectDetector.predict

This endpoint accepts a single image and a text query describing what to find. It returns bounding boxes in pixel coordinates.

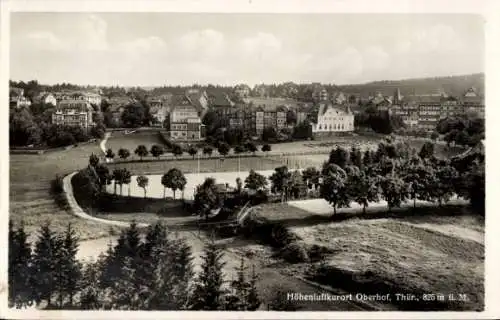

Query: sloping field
[9,143,117,241]
[288,217,484,311]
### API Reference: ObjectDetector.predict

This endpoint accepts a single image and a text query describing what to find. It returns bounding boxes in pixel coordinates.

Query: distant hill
[337,73,484,98]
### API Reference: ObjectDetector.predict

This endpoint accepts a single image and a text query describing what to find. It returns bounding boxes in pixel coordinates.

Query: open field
[105,170,277,200]
[9,142,117,241]
[107,155,285,175]
[285,216,484,310]
[105,130,165,156]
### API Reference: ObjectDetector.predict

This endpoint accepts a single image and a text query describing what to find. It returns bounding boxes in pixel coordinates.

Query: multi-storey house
[169,95,203,141]
[308,103,355,138]
[52,99,94,129]
[9,87,32,109]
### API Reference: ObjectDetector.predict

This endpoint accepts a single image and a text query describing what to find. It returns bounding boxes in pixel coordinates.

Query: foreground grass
[9,142,117,241]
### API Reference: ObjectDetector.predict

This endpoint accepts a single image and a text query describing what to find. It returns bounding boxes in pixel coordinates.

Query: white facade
[312,105,355,133]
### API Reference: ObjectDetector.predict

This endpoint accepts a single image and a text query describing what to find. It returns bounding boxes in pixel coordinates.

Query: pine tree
[32,222,61,307]
[190,237,227,310]
[109,257,140,310]
[60,223,82,307]
[246,264,261,311]
[8,221,34,308]
[170,237,194,309]
[79,261,104,310]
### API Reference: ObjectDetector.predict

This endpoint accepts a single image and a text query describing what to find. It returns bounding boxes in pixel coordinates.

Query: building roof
[308,103,352,123]
[57,99,94,112]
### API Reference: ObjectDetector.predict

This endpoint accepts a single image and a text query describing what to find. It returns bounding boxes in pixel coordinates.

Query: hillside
[337,73,484,98]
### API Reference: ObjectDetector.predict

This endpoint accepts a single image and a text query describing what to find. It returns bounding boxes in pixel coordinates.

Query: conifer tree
[79,260,104,310]
[9,221,33,308]
[32,223,61,307]
[190,236,227,310]
[246,264,261,311]
[60,223,82,307]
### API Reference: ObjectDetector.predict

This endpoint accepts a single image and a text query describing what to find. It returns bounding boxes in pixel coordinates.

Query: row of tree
[192,138,484,218]
[437,115,484,147]
[104,142,272,163]
[9,221,261,310]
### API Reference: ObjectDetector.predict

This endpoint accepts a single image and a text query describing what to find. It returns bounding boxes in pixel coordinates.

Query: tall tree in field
[194,178,223,220]
[190,237,227,310]
[288,170,304,199]
[89,153,99,167]
[105,148,115,161]
[328,147,349,168]
[112,169,123,195]
[418,141,435,160]
[150,144,165,160]
[95,164,111,192]
[136,175,149,198]
[348,169,381,214]
[122,169,132,196]
[302,166,320,191]
[118,148,130,160]
[162,168,187,200]
[32,223,61,307]
[429,161,459,206]
[269,166,292,202]
[172,144,184,158]
[217,142,230,158]
[245,142,258,155]
[203,146,213,157]
[244,169,268,192]
[380,175,407,212]
[261,144,271,155]
[188,146,198,159]
[236,177,243,194]
[320,163,350,215]
[134,145,149,161]
[403,160,435,208]
[9,221,33,309]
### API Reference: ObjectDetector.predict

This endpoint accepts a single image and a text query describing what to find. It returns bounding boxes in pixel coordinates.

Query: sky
[9,13,485,87]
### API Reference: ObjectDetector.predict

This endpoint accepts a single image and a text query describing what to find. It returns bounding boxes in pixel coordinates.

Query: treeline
[354,106,405,134]
[437,116,484,147]
[9,221,262,310]
[9,107,105,148]
[319,138,484,215]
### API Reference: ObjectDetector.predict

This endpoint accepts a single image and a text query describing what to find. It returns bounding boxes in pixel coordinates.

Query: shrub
[50,175,64,195]
[278,242,310,264]
[307,244,336,262]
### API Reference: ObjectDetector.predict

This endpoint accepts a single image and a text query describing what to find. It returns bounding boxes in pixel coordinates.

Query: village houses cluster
[9,82,484,141]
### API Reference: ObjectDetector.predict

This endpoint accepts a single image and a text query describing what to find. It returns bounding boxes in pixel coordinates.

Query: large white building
[309,103,355,138]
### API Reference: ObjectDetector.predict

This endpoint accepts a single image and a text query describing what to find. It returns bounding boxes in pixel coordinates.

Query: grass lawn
[107,156,285,176]
[105,131,165,158]
[9,142,119,241]
[286,216,484,311]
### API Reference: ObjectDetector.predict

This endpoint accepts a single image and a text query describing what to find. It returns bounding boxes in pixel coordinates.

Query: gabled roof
[57,99,93,112]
